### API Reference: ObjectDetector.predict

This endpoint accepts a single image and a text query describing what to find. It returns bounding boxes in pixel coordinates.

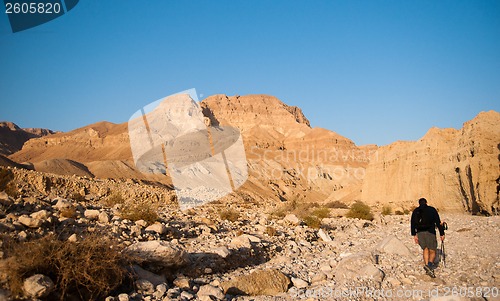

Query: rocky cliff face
[0,122,55,156]
[202,94,368,203]
[361,111,500,215]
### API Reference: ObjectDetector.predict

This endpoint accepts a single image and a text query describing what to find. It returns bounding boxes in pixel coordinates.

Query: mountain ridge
[1,95,499,214]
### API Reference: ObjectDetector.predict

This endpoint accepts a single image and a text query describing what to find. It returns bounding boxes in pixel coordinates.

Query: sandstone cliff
[361,111,500,215]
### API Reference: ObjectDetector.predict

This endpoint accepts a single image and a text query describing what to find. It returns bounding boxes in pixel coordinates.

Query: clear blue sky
[1,0,499,146]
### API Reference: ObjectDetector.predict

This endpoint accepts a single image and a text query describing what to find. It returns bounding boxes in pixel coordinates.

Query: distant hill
[0,121,56,156]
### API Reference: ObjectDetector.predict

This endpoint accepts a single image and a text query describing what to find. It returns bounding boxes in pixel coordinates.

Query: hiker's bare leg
[429,249,436,264]
[423,248,429,265]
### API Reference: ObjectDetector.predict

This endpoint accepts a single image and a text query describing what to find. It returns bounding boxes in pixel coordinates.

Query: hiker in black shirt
[410,198,445,278]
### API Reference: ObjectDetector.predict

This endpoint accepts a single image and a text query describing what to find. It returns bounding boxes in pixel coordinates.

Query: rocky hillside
[361,111,500,215]
[0,122,55,156]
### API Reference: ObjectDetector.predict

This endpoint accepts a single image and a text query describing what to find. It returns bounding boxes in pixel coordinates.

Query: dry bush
[120,201,158,224]
[324,200,349,209]
[272,199,322,219]
[70,192,86,202]
[1,234,131,300]
[265,226,277,236]
[312,207,330,219]
[346,201,374,221]
[219,208,240,222]
[102,192,125,207]
[59,206,77,218]
[395,210,405,215]
[303,215,321,228]
[381,205,392,216]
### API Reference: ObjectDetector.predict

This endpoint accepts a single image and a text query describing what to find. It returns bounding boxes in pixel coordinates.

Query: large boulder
[125,241,188,268]
[375,235,412,257]
[333,252,385,284]
[222,269,290,296]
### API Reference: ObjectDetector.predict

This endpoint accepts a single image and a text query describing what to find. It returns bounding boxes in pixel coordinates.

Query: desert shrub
[312,207,330,219]
[346,201,374,221]
[70,192,86,202]
[219,208,240,222]
[60,206,77,218]
[272,199,324,219]
[1,234,131,300]
[381,205,392,216]
[395,210,405,215]
[265,226,277,236]
[120,201,158,224]
[324,200,349,209]
[303,215,321,228]
[403,209,410,215]
[102,192,125,207]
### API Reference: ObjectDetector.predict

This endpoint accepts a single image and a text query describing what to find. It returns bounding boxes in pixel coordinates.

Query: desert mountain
[3,95,499,214]
[362,110,500,215]
[0,121,55,156]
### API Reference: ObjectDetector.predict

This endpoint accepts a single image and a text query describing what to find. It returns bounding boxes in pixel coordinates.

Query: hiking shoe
[424,265,436,278]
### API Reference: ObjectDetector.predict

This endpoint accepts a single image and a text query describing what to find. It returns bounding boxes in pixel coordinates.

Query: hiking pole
[441,241,446,268]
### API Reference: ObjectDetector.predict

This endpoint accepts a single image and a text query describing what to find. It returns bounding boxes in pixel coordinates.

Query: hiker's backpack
[415,207,431,230]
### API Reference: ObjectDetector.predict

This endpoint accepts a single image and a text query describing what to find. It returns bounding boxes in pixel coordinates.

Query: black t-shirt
[410,204,445,236]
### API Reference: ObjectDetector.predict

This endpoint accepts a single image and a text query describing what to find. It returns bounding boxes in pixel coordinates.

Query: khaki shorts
[417,231,437,250]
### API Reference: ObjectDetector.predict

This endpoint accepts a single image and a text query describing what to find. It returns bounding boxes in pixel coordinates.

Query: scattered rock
[229,235,252,249]
[98,211,110,223]
[173,276,191,290]
[284,214,300,225]
[145,222,167,235]
[318,228,332,242]
[212,246,231,258]
[131,265,166,286]
[291,277,308,288]
[197,284,225,300]
[222,269,290,296]
[23,274,54,298]
[375,235,412,257]
[84,209,100,220]
[30,209,50,220]
[334,253,385,284]
[18,215,43,228]
[125,241,189,268]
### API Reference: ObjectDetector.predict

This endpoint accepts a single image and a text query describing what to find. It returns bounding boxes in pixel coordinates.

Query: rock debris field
[0,168,498,301]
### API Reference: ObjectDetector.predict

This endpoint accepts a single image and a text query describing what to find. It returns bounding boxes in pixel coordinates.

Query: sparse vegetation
[346,201,374,221]
[381,205,392,216]
[1,234,132,300]
[70,192,86,202]
[219,208,240,222]
[59,206,77,218]
[120,201,158,224]
[303,215,321,228]
[102,192,126,207]
[394,210,405,215]
[324,200,349,209]
[265,226,277,236]
[312,207,330,219]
